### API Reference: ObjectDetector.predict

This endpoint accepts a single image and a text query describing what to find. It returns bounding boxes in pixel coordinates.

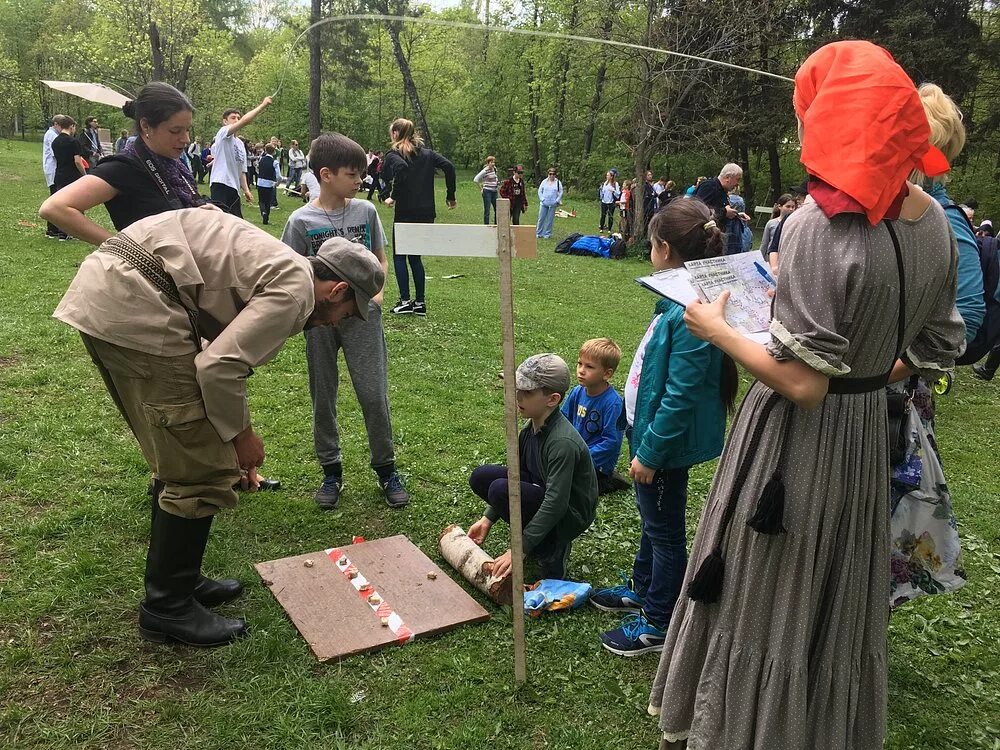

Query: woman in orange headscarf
[645,41,966,749]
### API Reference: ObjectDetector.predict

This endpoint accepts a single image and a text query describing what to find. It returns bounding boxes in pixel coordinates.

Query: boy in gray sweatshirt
[281,132,409,509]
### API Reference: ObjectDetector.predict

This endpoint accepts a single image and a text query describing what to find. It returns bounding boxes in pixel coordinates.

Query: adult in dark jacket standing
[78,116,104,167]
[381,117,457,317]
[499,165,530,225]
[694,163,742,226]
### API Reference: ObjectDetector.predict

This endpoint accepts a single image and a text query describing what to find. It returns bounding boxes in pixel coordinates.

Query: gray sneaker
[314,476,342,510]
[381,473,410,508]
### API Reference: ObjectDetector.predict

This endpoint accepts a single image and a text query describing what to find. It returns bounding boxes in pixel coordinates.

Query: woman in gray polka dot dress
[647,41,967,749]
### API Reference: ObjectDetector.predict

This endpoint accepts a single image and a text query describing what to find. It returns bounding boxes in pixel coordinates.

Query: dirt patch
[0,353,19,368]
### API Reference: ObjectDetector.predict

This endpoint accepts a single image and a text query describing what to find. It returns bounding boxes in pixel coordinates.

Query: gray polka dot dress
[648,197,966,749]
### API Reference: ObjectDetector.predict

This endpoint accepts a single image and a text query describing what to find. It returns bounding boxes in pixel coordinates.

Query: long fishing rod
[270,13,794,98]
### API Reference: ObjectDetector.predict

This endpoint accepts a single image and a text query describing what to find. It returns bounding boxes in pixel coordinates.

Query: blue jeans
[536,204,556,238]
[631,467,690,629]
[482,189,498,225]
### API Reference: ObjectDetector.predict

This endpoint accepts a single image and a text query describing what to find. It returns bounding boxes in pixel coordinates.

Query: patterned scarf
[122,137,206,209]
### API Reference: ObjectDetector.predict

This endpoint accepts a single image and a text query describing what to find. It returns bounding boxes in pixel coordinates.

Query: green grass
[1,137,999,749]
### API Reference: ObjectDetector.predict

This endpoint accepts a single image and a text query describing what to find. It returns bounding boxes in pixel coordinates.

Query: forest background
[0,0,997,215]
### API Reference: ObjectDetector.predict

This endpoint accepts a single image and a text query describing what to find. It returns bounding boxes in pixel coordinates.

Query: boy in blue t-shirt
[561,338,629,495]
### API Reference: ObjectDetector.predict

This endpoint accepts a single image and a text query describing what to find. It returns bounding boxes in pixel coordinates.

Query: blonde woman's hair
[389,118,424,159]
[911,83,966,185]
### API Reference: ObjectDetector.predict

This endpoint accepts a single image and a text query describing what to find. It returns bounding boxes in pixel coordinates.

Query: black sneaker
[381,473,410,508]
[972,364,995,381]
[597,471,632,496]
[314,476,342,510]
[391,299,414,315]
[413,302,427,317]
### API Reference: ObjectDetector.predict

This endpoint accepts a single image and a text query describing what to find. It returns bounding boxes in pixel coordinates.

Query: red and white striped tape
[326,547,414,645]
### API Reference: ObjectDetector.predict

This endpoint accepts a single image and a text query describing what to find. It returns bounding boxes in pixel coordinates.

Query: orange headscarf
[794,41,949,225]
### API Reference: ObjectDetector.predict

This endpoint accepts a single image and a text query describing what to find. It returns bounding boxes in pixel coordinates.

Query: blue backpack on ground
[555,233,612,259]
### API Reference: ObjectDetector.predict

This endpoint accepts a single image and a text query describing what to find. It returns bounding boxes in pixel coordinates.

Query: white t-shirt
[43,126,58,186]
[624,314,661,426]
[301,170,320,200]
[209,125,247,191]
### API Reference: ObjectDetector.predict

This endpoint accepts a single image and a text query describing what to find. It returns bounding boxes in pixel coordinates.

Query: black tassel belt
[99,235,202,352]
[827,371,893,394]
[687,390,793,604]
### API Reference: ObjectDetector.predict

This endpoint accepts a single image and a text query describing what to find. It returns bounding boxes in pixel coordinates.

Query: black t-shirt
[694,177,728,221]
[89,156,176,231]
[52,133,83,188]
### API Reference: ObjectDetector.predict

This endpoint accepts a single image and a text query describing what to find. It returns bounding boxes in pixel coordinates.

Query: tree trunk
[578,1,615,183]
[527,0,541,181]
[482,0,490,61]
[177,54,192,92]
[309,0,322,140]
[739,143,753,207]
[767,139,781,204]
[382,7,433,150]
[552,0,580,168]
[149,22,164,81]
[630,0,657,240]
[439,525,512,605]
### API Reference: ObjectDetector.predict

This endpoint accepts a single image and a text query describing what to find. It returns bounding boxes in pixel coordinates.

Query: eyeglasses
[548,172,556,175]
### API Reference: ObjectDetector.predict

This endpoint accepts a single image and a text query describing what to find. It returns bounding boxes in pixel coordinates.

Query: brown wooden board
[255,535,491,663]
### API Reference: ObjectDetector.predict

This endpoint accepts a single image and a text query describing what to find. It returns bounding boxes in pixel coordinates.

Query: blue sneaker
[600,613,666,657]
[590,574,644,613]
[314,476,342,510]
[381,473,410,508]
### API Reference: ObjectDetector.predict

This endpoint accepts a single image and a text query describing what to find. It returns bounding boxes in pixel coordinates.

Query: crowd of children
[458,199,737,657]
[198,111,980,666]
[227,125,739,657]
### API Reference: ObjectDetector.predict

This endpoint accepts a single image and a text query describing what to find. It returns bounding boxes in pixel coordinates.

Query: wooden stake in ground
[495,197,527,683]
[394,197,532,683]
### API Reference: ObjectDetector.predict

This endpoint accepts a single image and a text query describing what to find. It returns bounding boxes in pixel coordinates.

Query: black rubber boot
[973,348,1000,381]
[150,481,244,607]
[139,509,248,647]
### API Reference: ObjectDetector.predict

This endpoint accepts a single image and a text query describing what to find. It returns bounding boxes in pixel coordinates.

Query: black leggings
[391,223,427,302]
[469,464,545,525]
[600,202,616,231]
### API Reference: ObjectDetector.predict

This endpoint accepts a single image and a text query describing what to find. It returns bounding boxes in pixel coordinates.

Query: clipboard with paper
[636,251,775,344]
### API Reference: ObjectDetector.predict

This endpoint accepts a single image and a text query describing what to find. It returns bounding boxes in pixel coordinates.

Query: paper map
[636,251,774,344]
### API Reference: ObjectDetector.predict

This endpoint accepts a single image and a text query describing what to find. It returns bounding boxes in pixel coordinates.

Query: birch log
[438,524,513,605]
